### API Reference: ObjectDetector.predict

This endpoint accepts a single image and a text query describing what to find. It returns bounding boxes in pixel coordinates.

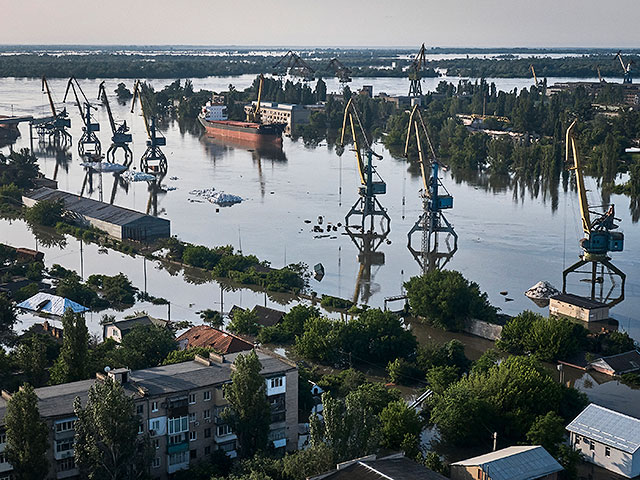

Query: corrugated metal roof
[589,350,640,375]
[24,187,169,227]
[566,404,640,454]
[451,446,563,480]
[17,292,89,315]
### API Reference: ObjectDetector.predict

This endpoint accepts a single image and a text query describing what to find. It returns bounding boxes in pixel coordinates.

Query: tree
[199,309,224,328]
[425,365,460,394]
[24,199,65,227]
[282,444,335,480]
[4,384,49,480]
[496,311,537,354]
[74,377,149,480]
[0,293,17,345]
[404,270,496,330]
[115,325,176,370]
[50,309,89,384]
[222,350,271,458]
[379,400,422,454]
[15,335,48,386]
[228,309,260,336]
[526,411,566,456]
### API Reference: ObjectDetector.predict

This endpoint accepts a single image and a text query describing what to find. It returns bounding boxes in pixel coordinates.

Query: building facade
[0,350,298,480]
[567,404,640,478]
[549,293,609,322]
[243,102,316,135]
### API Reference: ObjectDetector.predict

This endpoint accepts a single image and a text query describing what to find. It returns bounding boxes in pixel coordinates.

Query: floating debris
[80,161,127,173]
[123,170,155,182]
[525,281,560,307]
[500,291,508,296]
[189,188,216,199]
[208,192,243,206]
[169,176,179,180]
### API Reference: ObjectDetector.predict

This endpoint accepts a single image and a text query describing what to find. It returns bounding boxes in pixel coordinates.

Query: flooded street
[1,76,639,341]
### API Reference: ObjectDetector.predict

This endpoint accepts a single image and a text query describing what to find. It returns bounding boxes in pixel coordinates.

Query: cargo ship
[198,103,284,143]
[199,74,285,143]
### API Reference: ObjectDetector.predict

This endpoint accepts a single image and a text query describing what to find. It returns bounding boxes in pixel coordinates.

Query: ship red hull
[199,117,283,144]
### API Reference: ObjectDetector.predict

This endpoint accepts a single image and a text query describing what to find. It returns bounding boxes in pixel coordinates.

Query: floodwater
[0,76,639,344]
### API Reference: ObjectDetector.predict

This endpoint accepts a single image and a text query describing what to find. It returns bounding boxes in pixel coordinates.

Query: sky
[1,0,639,48]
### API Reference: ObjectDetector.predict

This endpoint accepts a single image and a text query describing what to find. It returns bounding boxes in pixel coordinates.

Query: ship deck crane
[616,51,633,84]
[272,50,315,81]
[339,98,390,253]
[246,74,264,123]
[408,43,427,98]
[563,120,625,306]
[63,77,101,157]
[35,76,71,146]
[131,80,167,177]
[405,105,457,272]
[327,58,352,84]
[98,81,132,164]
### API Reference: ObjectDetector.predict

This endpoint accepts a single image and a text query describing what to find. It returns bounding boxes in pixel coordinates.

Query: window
[204,446,211,455]
[56,438,74,453]
[138,423,144,434]
[189,412,196,423]
[0,432,6,444]
[136,404,144,415]
[57,457,75,472]
[169,434,187,445]
[590,441,595,451]
[204,391,211,402]
[152,457,161,468]
[189,393,196,404]
[151,419,161,432]
[152,439,159,450]
[203,409,211,420]
[217,424,232,437]
[169,451,188,466]
[219,440,236,453]
[189,431,197,441]
[269,377,284,389]
[204,428,211,438]
[151,401,158,412]
[268,428,286,441]
[575,435,581,445]
[190,449,197,460]
[605,446,611,457]
[0,453,7,464]
[55,419,76,433]
[168,416,189,435]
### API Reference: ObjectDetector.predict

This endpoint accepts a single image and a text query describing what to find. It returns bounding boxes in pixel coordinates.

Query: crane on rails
[98,81,133,165]
[563,120,625,306]
[272,50,315,81]
[339,98,390,253]
[34,76,71,146]
[616,51,633,84]
[408,43,427,98]
[64,77,101,157]
[327,58,352,84]
[131,80,167,177]
[404,105,457,272]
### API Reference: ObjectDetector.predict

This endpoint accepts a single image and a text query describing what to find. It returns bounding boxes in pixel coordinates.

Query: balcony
[167,397,189,418]
[167,441,189,455]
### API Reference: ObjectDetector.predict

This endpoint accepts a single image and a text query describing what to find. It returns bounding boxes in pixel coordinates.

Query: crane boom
[63,78,87,121]
[530,64,539,87]
[41,76,57,117]
[246,75,264,123]
[340,98,381,186]
[566,120,591,235]
[131,80,151,137]
[98,81,117,134]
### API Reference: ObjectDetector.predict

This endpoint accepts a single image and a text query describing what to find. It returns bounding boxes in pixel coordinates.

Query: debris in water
[123,170,155,182]
[304,219,312,224]
[500,291,508,296]
[208,192,243,206]
[189,188,216,199]
[525,281,560,307]
[81,162,127,173]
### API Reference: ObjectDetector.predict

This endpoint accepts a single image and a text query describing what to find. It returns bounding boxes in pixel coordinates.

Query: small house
[567,404,640,478]
[589,350,640,376]
[450,446,563,480]
[253,305,285,327]
[549,293,609,322]
[102,315,169,343]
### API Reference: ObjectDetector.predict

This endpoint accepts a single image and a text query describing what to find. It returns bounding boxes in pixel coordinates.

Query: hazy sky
[2,0,639,48]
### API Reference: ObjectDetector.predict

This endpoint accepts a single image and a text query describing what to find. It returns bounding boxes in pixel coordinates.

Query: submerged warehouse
[22,187,170,241]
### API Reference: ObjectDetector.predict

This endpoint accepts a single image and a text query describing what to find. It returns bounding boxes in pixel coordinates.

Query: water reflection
[200,134,287,163]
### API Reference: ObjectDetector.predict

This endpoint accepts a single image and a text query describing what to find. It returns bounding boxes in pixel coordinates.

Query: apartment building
[0,349,298,480]
[243,101,321,135]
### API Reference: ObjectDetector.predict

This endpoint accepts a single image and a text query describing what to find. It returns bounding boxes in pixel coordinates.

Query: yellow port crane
[596,65,606,83]
[246,74,264,123]
[408,43,427,97]
[616,51,633,84]
[131,80,167,177]
[530,64,540,88]
[563,120,625,306]
[404,105,457,272]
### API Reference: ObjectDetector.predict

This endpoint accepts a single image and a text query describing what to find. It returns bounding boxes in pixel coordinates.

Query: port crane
[405,105,457,272]
[530,64,540,88]
[563,120,625,306]
[35,76,71,146]
[408,43,427,98]
[131,80,167,177]
[596,65,606,83]
[272,50,315,81]
[616,51,633,84]
[63,77,101,157]
[246,74,264,123]
[327,58,352,84]
[98,81,133,165]
[339,98,390,252]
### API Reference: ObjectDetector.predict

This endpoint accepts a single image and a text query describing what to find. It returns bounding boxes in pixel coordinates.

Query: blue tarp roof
[17,292,89,316]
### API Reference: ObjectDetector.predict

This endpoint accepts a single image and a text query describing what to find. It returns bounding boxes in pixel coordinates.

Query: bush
[404,270,497,330]
[0,184,22,210]
[386,358,423,386]
[320,295,353,310]
[228,309,260,336]
[25,199,65,227]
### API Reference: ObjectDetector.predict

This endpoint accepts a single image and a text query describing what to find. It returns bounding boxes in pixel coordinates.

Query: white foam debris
[525,281,560,300]
[189,188,216,199]
[208,192,242,205]
[122,170,155,182]
[80,162,128,173]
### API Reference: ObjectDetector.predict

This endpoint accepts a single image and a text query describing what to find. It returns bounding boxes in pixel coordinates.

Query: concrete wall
[463,319,503,341]
[570,431,638,478]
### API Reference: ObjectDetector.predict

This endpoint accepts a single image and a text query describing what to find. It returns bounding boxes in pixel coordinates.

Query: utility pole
[492,432,497,452]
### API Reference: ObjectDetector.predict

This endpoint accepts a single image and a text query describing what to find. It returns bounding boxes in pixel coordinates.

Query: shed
[450,446,563,480]
[549,293,609,322]
[589,350,640,376]
[22,187,170,241]
[566,404,640,478]
[17,292,89,315]
[102,315,169,343]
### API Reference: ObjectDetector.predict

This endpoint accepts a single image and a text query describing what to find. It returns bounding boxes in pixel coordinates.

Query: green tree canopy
[50,309,89,384]
[0,293,17,346]
[115,324,176,370]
